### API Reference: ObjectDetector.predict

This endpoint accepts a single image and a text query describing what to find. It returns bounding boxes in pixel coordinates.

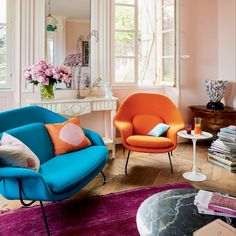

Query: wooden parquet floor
[1,142,236,211]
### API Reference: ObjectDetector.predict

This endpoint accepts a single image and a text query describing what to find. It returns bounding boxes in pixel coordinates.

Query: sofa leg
[101,171,107,184]
[40,201,50,236]
[125,150,131,175]
[168,152,173,173]
[17,179,50,236]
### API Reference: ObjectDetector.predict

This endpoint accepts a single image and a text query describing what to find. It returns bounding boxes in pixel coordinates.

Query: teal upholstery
[0,106,108,201]
[41,146,108,193]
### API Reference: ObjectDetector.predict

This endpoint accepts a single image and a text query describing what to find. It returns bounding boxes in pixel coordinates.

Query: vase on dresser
[40,84,54,100]
[204,79,228,110]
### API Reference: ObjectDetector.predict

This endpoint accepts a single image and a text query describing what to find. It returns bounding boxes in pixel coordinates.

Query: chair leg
[168,152,173,173]
[125,150,131,175]
[40,201,50,236]
[171,151,173,156]
[101,171,107,184]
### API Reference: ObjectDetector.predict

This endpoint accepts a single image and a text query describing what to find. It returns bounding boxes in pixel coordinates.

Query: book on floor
[207,157,236,172]
[208,152,236,166]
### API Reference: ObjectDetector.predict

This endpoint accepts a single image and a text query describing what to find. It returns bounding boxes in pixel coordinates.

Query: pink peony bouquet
[24,60,72,86]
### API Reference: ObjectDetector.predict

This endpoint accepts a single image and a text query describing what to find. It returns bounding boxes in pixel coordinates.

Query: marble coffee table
[136,188,236,236]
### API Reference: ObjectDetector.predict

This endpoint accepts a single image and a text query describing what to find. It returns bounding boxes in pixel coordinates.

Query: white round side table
[177,130,213,182]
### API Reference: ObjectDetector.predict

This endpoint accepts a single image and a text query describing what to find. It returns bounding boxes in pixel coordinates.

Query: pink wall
[179,0,219,123]
[66,20,90,56]
[218,0,236,108]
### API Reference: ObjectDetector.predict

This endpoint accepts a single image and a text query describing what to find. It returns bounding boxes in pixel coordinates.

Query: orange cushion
[45,117,91,156]
[126,135,173,149]
[132,115,164,135]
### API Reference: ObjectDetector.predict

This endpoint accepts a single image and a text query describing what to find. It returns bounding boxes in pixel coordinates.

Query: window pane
[115,6,134,30]
[163,31,174,56]
[116,0,134,4]
[163,6,174,30]
[115,32,134,56]
[0,25,6,52]
[115,57,134,82]
[163,58,174,82]
[163,0,174,6]
[0,54,6,83]
[0,0,6,23]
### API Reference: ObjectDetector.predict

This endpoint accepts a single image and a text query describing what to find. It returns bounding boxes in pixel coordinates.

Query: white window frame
[111,0,138,86]
[160,0,176,86]
[111,0,177,87]
[0,0,13,89]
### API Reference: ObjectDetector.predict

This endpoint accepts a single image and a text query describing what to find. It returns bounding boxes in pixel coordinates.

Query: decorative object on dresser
[204,79,228,110]
[26,96,118,158]
[189,106,236,136]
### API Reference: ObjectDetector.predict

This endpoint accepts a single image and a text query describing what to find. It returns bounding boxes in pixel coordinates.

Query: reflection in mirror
[45,0,91,90]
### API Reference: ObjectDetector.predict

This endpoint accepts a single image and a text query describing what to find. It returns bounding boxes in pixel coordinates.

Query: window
[112,0,176,86]
[0,0,11,88]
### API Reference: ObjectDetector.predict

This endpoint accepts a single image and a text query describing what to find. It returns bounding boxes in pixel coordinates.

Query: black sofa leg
[125,150,131,175]
[40,201,50,236]
[101,171,107,184]
[168,152,173,173]
[18,179,50,236]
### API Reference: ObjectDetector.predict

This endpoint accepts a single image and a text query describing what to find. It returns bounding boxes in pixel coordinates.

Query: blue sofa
[0,106,108,235]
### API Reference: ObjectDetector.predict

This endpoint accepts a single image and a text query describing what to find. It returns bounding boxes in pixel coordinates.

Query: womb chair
[0,106,108,236]
[114,93,184,174]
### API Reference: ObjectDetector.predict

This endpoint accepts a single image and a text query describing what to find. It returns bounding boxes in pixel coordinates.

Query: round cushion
[126,135,174,149]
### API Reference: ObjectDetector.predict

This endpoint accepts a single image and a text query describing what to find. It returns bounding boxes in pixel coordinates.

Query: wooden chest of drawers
[189,106,236,133]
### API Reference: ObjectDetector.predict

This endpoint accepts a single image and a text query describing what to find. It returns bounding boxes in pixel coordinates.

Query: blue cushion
[148,123,170,137]
[3,123,54,164]
[40,146,108,193]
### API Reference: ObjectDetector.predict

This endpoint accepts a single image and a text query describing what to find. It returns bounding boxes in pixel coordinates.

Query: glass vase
[40,84,54,100]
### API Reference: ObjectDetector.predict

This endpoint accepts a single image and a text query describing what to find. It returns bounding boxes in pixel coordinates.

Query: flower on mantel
[24,59,72,86]
[63,53,83,67]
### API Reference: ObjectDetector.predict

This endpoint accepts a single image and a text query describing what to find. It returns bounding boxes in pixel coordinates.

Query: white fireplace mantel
[26,96,118,158]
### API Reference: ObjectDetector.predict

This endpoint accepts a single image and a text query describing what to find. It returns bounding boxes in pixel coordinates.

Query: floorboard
[0,142,236,211]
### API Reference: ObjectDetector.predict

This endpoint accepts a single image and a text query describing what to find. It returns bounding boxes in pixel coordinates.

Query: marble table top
[136,188,236,236]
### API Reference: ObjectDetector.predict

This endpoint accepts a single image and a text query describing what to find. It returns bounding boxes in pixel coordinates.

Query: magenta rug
[0,183,192,236]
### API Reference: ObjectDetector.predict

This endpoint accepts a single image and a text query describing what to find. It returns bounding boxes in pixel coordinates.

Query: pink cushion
[0,133,40,171]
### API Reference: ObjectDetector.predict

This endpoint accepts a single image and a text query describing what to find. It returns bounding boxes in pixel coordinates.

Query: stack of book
[208,125,236,172]
[194,190,236,218]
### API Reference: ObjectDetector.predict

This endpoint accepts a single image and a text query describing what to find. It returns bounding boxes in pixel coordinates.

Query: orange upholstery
[126,135,173,149]
[132,115,164,135]
[114,93,184,159]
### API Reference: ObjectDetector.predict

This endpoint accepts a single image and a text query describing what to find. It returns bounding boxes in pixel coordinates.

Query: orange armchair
[114,93,185,174]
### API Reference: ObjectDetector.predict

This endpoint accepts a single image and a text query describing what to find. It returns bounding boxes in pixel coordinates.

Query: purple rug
[0,183,192,236]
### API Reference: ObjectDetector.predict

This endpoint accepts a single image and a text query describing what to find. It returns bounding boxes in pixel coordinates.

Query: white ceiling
[46,0,90,20]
